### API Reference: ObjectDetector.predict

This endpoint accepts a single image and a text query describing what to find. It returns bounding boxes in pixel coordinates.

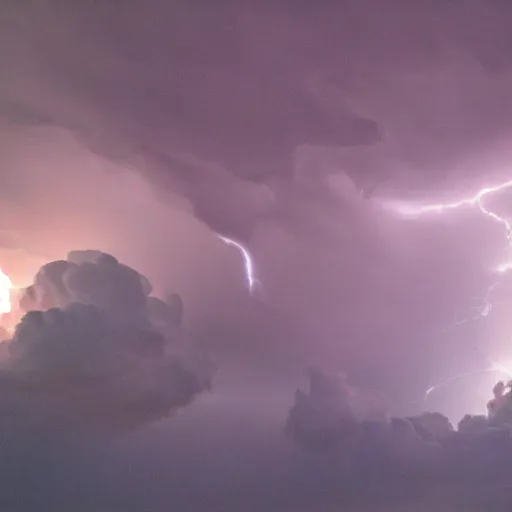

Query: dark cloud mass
[286,369,512,482]
[0,250,213,433]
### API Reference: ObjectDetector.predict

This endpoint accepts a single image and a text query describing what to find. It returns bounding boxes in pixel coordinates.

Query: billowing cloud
[487,380,512,428]
[0,250,214,433]
[286,368,512,477]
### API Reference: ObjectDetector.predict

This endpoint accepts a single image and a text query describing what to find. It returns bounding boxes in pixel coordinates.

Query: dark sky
[3,0,512,509]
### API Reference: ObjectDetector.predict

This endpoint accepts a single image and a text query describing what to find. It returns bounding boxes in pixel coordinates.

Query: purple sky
[2,0,512,509]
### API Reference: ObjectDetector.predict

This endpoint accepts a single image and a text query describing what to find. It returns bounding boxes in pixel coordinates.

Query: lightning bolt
[218,236,258,294]
[443,284,498,331]
[383,179,512,404]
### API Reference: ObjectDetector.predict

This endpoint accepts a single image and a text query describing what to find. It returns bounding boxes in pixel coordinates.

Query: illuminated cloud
[287,369,512,476]
[0,250,214,433]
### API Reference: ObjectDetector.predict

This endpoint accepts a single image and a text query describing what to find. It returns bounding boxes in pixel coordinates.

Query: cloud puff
[487,380,512,428]
[0,250,213,434]
[2,1,512,401]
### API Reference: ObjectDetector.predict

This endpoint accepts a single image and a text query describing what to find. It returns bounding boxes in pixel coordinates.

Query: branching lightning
[218,236,257,294]
[387,180,512,276]
[384,179,512,405]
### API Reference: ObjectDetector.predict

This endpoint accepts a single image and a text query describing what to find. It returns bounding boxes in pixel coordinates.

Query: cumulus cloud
[4,2,512,509]
[0,250,213,434]
[286,368,512,476]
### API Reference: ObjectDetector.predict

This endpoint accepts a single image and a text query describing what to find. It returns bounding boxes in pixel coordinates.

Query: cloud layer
[4,1,512,238]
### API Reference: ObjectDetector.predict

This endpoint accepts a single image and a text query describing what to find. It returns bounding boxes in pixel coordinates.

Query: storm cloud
[0,250,213,434]
[286,368,512,484]
[3,1,512,510]
[4,1,512,234]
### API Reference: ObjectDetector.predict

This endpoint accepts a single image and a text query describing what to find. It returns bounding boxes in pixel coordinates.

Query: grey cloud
[458,414,490,433]
[5,2,512,509]
[286,368,512,478]
[0,250,213,434]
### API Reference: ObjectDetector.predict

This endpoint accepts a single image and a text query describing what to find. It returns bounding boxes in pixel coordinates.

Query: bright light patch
[0,267,12,314]
[489,360,512,379]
